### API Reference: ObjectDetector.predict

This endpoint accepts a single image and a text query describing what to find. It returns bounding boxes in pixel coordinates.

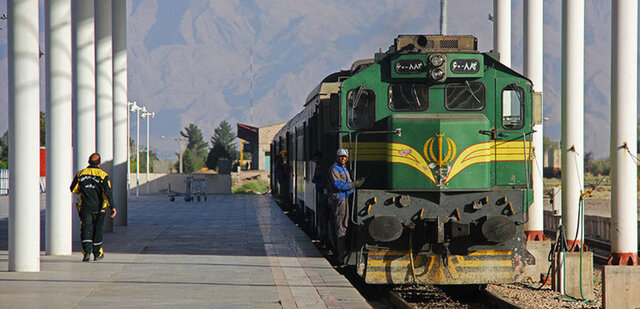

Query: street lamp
[141,109,155,194]
[129,102,143,197]
[127,101,137,197]
[175,137,186,173]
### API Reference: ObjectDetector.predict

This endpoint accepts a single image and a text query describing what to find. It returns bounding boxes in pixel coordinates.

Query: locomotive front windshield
[445,81,485,110]
[388,84,429,111]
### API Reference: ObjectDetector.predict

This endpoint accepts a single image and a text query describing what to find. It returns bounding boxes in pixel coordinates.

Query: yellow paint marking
[458,259,512,267]
[468,250,512,256]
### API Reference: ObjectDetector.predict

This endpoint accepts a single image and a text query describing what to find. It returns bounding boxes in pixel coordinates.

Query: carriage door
[495,79,528,187]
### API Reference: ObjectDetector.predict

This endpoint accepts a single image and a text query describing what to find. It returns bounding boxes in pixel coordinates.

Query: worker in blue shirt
[328,148,363,266]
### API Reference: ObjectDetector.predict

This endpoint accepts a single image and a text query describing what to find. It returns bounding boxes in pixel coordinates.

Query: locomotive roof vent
[394,35,478,53]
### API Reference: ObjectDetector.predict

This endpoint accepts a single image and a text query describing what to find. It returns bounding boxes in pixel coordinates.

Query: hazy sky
[0,0,638,160]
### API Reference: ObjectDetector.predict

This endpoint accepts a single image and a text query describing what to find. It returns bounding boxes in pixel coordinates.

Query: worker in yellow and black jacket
[70,153,117,262]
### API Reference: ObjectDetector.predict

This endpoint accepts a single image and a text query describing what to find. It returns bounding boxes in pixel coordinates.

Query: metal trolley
[168,176,207,202]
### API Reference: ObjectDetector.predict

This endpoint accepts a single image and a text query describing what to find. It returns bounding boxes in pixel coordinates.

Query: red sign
[40,147,46,177]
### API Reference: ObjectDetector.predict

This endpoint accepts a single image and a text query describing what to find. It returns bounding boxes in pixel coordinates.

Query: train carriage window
[346,86,375,129]
[388,84,429,111]
[445,81,485,110]
[501,84,525,129]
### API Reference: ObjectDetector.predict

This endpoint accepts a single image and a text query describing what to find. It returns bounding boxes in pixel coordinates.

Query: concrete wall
[130,173,231,194]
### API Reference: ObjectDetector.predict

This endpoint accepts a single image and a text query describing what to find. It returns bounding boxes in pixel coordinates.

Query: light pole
[175,138,186,173]
[129,102,143,197]
[136,106,145,196]
[141,109,155,194]
[127,101,137,197]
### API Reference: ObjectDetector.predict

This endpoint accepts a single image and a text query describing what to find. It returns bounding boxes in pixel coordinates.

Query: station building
[237,122,286,171]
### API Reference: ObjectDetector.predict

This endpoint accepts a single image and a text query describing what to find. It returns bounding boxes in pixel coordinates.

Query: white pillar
[493,0,511,67]
[439,0,447,35]
[45,0,73,256]
[523,0,544,240]
[561,0,584,249]
[8,0,41,272]
[112,0,128,226]
[609,0,638,265]
[95,0,113,232]
[72,0,96,173]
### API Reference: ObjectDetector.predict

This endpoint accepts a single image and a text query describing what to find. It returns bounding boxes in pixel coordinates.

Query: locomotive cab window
[388,84,429,111]
[445,81,485,110]
[346,86,375,129]
[501,84,525,129]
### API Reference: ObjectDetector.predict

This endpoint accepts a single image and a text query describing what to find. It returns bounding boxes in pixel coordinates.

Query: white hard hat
[336,148,349,157]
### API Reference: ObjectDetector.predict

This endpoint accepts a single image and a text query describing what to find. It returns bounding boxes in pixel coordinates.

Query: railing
[0,169,8,195]
[544,210,640,244]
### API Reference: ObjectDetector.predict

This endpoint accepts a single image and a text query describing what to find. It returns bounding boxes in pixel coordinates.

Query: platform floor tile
[0,194,370,308]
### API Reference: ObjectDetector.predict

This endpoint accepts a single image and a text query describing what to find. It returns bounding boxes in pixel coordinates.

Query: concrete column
[523,0,544,241]
[112,0,128,226]
[45,0,72,256]
[72,0,96,173]
[561,0,585,250]
[95,0,114,232]
[8,0,41,272]
[493,0,511,67]
[609,0,638,265]
[439,0,447,35]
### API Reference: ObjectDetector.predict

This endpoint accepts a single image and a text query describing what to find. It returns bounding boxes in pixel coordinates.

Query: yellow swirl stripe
[344,142,437,185]
[445,141,530,184]
[390,143,437,185]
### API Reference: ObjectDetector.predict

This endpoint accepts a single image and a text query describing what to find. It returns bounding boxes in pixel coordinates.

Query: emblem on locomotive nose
[424,133,457,166]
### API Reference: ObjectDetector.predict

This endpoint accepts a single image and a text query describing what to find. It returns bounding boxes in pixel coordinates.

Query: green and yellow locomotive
[271,35,541,285]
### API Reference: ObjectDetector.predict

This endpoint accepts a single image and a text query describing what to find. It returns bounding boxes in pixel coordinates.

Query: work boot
[82,251,91,262]
[94,247,104,261]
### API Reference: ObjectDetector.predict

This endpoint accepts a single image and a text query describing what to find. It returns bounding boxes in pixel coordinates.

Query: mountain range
[0,0,638,160]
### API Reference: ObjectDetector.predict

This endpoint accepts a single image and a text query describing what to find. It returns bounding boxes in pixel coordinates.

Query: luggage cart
[168,176,207,202]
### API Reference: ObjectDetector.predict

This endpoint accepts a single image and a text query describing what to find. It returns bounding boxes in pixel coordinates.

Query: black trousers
[79,211,106,256]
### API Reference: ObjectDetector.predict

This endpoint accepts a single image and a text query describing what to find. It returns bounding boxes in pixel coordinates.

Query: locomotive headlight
[429,54,445,67]
[430,68,445,80]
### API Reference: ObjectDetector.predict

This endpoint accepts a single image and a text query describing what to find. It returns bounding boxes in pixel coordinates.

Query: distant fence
[544,210,640,245]
[0,169,8,195]
[0,170,45,195]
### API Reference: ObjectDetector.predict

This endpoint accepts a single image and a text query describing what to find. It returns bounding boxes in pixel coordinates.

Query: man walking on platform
[70,153,117,262]
[328,148,363,266]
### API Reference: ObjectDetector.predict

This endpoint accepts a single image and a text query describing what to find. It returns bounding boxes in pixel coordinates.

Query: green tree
[0,130,8,169]
[206,121,238,170]
[0,111,44,169]
[176,124,208,173]
[130,148,159,173]
[40,111,45,147]
[182,148,206,173]
[543,136,559,152]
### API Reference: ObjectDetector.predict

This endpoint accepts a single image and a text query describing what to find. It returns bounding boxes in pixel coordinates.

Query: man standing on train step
[328,148,363,266]
[70,153,117,262]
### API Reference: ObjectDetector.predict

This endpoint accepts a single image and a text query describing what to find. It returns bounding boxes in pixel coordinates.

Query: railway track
[382,284,523,309]
[584,237,610,264]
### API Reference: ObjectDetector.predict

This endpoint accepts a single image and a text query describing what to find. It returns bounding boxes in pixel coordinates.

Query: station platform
[0,194,370,308]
